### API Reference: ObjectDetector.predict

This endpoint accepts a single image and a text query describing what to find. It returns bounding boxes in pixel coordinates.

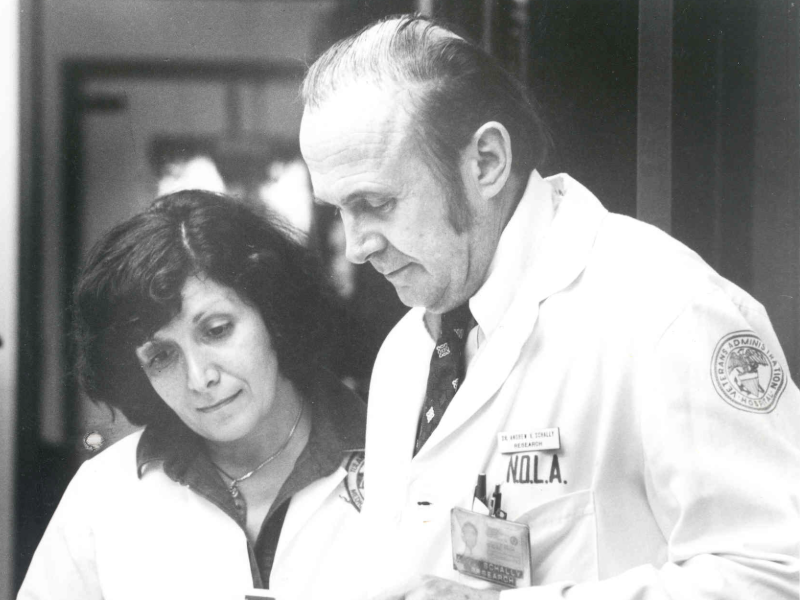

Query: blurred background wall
[5,0,799,596]
[1,2,21,599]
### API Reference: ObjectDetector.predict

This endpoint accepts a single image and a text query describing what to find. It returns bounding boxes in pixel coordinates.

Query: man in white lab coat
[300,14,800,600]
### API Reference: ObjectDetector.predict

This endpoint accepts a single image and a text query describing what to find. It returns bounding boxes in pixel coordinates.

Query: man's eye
[368,199,395,213]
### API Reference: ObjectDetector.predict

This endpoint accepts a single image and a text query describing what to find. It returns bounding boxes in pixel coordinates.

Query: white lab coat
[351,173,800,599]
[17,430,362,600]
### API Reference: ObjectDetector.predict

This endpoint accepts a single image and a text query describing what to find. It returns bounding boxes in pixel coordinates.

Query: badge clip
[489,484,506,520]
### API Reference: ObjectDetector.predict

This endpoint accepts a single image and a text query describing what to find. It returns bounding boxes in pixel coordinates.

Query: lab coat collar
[268,370,366,521]
[269,371,366,557]
[414,172,608,458]
[468,170,557,342]
[136,411,199,480]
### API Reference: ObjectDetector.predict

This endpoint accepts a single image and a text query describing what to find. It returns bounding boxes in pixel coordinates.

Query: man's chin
[381,268,453,311]
[391,283,452,313]
[390,282,429,309]
[393,286,422,309]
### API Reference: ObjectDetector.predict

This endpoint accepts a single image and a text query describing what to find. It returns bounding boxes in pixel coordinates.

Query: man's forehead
[300,83,415,155]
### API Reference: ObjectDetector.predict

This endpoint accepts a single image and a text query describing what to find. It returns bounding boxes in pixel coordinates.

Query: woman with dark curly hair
[18,190,366,600]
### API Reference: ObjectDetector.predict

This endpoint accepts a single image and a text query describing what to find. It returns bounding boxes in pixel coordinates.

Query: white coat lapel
[416,274,543,455]
[273,466,347,565]
[365,309,431,505]
[417,175,608,454]
[532,176,608,302]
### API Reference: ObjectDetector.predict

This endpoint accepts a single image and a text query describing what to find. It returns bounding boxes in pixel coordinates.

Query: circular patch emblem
[711,331,786,413]
[344,451,365,512]
[83,431,104,451]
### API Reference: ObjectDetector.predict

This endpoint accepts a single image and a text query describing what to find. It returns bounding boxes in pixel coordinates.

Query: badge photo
[450,507,532,589]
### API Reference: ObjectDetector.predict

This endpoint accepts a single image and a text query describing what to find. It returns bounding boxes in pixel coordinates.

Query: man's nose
[342,214,386,265]
[185,348,220,392]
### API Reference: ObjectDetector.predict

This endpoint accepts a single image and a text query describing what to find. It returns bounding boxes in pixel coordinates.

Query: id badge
[450,507,532,588]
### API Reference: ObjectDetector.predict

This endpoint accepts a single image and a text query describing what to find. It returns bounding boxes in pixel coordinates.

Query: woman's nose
[185,349,220,391]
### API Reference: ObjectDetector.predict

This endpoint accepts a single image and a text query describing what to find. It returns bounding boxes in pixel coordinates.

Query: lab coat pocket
[514,489,598,586]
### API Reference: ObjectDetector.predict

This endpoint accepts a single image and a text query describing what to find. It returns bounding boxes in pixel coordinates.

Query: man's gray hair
[303,14,548,232]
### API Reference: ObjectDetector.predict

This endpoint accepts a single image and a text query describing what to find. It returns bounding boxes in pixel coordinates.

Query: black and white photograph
[1,1,798,599]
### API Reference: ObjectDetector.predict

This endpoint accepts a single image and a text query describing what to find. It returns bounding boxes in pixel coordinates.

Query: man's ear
[464,121,513,201]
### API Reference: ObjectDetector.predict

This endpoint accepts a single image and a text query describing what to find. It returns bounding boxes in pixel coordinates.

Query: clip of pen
[472,473,489,514]
[489,484,507,519]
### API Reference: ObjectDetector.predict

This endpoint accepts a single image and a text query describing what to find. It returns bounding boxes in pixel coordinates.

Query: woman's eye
[148,349,174,370]
[206,322,232,339]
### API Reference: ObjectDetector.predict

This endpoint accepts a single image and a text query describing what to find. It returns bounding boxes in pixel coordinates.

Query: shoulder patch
[83,431,104,451]
[711,331,786,413]
[341,451,365,512]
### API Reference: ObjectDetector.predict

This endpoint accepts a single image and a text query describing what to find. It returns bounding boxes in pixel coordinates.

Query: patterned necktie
[414,303,474,456]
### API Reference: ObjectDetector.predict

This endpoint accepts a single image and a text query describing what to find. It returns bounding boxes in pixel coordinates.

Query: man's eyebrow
[313,194,357,209]
[314,192,390,207]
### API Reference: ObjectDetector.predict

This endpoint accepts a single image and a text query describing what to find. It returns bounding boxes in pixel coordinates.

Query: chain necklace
[212,400,305,499]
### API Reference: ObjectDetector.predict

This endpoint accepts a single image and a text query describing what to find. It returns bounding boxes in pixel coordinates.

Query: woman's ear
[463,121,513,201]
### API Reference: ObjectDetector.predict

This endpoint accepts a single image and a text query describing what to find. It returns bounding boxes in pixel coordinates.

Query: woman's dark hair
[74,189,334,427]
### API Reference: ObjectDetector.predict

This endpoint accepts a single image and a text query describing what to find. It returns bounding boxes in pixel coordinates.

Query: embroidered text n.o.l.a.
[711,331,786,414]
[506,453,565,485]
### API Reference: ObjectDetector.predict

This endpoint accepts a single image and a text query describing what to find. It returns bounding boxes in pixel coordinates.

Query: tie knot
[440,303,473,341]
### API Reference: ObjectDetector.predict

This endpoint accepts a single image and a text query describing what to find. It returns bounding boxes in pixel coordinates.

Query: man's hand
[373,575,501,600]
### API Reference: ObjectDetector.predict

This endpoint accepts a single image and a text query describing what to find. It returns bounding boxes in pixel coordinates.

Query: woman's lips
[384,264,411,279]
[198,390,241,413]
